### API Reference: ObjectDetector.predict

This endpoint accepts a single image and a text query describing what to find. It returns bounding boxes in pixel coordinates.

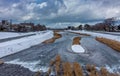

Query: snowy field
[0,31,54,58]
[69,30,120,42]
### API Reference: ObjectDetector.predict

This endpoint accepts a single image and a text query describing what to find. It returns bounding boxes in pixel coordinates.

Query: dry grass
[63,62,73,76]
[53,30,61,32]
[50,60,55,66]
[96,37,120,52]
[100,67,109,76]
[55,55,61,74]
[73,62,83,76]
[54,32,62,39]
[48,55,120,76]
[47,68,51,76]
[86,64,96,72]
[43,38,55,43]
[43,32,62,44]
[73,37,81,45]
[0,60,4,65]
[50,55,61,75]
[86,64,100,76]
[55,55,61,62]
[35,71,41,76]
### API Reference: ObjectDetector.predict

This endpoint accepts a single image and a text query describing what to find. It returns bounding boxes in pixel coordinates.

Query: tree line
[67,18,120,32]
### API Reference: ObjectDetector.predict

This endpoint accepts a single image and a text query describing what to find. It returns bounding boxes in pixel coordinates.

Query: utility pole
[10,19,12,31]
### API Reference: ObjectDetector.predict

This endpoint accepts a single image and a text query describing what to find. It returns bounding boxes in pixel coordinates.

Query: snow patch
[5,59,49,72]
[72,45,85,53]
[94,65,120,74]
[105,65,120,74]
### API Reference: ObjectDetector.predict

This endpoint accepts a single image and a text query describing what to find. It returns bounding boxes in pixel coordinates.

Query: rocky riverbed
[0,63,35,76]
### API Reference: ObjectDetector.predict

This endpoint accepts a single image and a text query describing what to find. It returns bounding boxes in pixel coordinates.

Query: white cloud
[22,13,34,20]
[105,7,120,18]
[38,2,47,9]
[27,2,47,11]
[12,3,19,8]
[0,0,120,25]
[26,3,37,10]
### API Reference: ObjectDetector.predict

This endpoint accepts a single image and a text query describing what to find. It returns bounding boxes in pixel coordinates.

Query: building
[0,20,11,31]
[20,22,34,32]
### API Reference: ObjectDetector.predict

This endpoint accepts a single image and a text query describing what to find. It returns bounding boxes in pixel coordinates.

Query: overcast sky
[0,0,120,27]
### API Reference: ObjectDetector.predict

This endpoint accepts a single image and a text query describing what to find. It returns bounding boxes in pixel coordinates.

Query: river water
[2,31,120,73]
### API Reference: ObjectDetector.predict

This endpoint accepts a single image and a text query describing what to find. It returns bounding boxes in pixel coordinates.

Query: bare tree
[118,25,120,30]
[78,25,82,30]
[103,17,115,31]
[84,24,91,30]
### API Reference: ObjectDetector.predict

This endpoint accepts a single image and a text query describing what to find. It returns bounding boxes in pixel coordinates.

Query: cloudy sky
[0,0,120,27]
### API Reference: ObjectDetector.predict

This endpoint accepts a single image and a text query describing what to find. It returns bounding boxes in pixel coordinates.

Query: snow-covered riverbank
[0,31,54,58]
[68,30,120,42]
[0,32,37,40]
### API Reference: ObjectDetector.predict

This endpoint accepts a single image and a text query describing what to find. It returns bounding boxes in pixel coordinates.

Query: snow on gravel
[0,31,54,58]
[72,45,85,53]
[69,30,120,42]
[5,59,49,72]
